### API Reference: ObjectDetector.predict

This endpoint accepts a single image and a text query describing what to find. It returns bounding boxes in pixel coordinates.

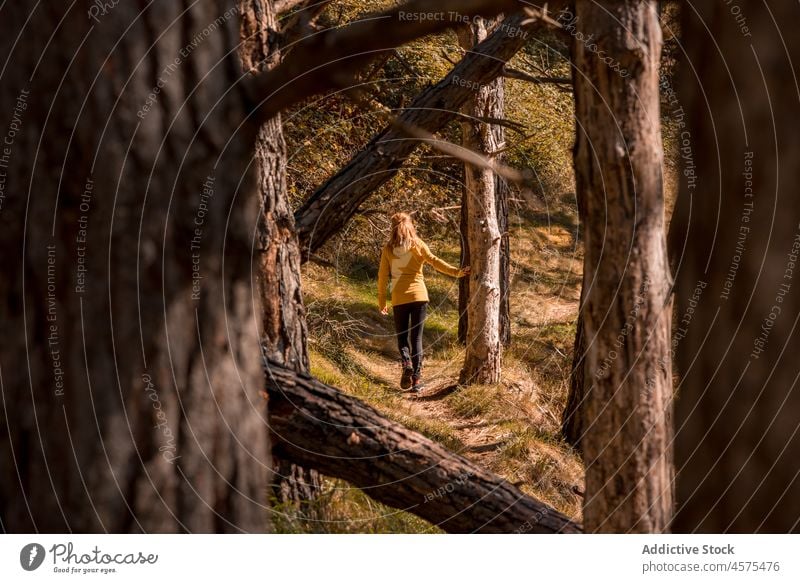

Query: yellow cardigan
[377,239,461,309]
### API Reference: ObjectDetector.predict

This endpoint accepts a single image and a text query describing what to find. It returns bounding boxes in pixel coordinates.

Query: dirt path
[348,349,512,469]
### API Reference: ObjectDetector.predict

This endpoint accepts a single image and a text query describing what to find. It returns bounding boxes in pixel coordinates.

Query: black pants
[393,301,427,377]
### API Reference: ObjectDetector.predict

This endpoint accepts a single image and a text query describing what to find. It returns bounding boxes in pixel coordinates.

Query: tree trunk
[496,174,512,346]
[458,194,471,345]
[672,1,800,533]
[573,0,673,532]
[266,360,581,533]
[238,0,321,512]
[457,20,503,386]
[0,1,269,532]
[459,168,511,349]
[294,11,558,261]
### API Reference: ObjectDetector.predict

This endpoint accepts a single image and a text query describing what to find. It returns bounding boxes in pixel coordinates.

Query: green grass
[271,478,442,534]
[401,416,464,452]
[445,384,499,419]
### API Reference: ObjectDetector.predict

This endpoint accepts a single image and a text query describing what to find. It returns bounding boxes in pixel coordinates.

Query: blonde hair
[388,212,419,249]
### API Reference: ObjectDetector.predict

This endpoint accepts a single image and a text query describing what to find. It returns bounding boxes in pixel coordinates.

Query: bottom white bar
[0,534,795,582]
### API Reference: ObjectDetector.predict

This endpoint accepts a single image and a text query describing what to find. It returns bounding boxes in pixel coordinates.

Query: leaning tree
[293,8,566,263]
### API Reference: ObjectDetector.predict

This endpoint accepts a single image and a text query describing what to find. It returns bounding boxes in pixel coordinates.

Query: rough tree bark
[266,360,581,533]
[238,0,321,511]
[457,20,503,385]
[458,198,471,344]
[573,0,673,532]
[497,174,512,346]
[562,24,588,452]
[459,147,512,349]
[294,10,564,261]
[672,2,800,533]
[0,1,269,532]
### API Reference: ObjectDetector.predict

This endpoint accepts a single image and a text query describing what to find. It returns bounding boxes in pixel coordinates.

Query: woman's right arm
[377,247,390,310]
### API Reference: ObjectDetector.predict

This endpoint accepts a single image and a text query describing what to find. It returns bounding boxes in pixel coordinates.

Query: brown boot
[400,360,413,390]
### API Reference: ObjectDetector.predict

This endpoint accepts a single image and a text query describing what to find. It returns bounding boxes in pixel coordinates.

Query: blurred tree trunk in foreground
[238,0,321,517]
[573,0,673,532]
[0,1,269,532]
[672,1,800,533]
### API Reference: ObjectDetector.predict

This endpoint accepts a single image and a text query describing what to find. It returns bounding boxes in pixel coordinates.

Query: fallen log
[265,361,582,533]
[294,7,567,261]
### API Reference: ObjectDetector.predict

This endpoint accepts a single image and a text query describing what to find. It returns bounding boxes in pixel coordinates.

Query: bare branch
[391,49,419,78]
[396,119,528,182]
[249,0,543,123]
[346,88,530,185]
[462,114,526,133]
[503,65,572,89]
[274,0,316,14]
[279,0,331,49]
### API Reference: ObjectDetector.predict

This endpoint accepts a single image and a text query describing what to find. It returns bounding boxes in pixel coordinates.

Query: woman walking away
[378,213,469,393]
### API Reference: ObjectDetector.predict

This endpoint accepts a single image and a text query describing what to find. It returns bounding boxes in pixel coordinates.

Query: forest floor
[272,203,587,533]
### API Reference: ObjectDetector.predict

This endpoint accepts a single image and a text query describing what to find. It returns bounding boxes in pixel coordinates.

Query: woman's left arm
[417,241,467,278]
